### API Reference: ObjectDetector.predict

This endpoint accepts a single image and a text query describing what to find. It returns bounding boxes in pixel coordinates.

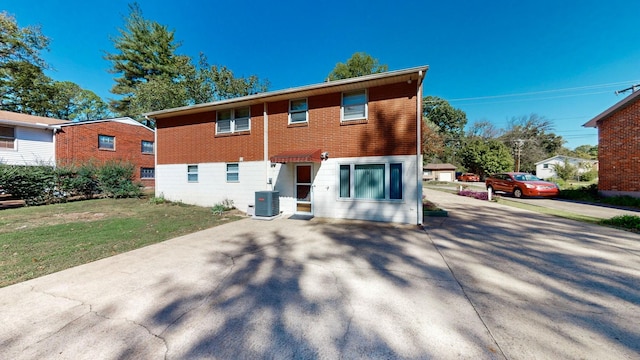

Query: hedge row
[0,161,142,206]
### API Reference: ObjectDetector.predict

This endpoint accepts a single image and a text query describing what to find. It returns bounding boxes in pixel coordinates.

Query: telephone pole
[514,139,524,172]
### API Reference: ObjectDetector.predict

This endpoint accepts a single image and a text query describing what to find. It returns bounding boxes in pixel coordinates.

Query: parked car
[457,173,480,182]
[485,172,559,198]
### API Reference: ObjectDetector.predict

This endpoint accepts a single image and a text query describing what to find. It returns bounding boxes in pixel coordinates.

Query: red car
[457,173,480,182]
[485,172,559,198]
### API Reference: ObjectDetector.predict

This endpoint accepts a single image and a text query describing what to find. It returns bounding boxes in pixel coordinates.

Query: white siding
[0,126,55,166]
[273,155,420,224]
[156,161,268,212]
[158,155,421,224]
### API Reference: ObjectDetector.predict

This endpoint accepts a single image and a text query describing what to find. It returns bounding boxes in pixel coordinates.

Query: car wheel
[513,188,523,198]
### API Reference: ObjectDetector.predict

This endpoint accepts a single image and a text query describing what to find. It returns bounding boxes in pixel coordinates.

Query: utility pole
[514,139,524,172]
[615,84,640,95]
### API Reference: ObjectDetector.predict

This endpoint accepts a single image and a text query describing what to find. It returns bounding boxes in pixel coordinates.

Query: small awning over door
[270,149,322,164]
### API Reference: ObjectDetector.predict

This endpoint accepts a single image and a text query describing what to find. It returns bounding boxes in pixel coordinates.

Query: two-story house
[145,66,428,224]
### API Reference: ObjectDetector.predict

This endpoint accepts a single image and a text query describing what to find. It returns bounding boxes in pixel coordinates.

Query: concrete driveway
[423,188,640,359]
[1,190,639,359]
[1,216,499,359]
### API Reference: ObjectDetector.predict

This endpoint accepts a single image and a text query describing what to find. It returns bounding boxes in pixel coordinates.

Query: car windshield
[513,174,541,181]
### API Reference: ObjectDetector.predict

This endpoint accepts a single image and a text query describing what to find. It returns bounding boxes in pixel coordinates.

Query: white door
[295,164,313,214]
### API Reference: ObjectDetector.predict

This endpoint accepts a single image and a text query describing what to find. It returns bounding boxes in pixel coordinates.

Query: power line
[444,80,640,102]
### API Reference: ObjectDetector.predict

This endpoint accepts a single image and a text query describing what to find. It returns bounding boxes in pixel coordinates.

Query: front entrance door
[295,164,313,214]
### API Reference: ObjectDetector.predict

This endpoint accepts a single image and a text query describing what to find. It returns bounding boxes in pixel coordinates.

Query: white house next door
[295,164,313,214]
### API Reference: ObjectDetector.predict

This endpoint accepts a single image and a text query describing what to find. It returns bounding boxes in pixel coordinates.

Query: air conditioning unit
[255,191,279,217]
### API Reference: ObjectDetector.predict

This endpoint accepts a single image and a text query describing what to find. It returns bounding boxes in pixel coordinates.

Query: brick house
[584,90,640,197]
[0,110,69,165]
[146,66,428,224]
[56,118,156,187]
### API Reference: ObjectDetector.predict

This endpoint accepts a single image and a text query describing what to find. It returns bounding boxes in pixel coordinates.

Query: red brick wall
[156,104,264,164]
[597,99,640,193]
[155,81,419,164]
[55,121,156,187]
[269,82,418,158]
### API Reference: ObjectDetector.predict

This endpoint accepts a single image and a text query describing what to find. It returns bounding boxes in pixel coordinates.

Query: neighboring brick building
[584,90,640,198]
[146,66,428,224]
[56,118,156,187]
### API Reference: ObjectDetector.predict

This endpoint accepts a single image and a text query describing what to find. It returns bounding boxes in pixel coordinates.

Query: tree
[552,160,578,181]
[573,144,598,159]
[459,138,514,177]
[422,96,467,164]
[500,114,564,173]
[467,120,501,139]
[327,52,388,81]
[0,12,51,112]
[49,81,111,121]
[105,3,190,116]
[422,119,445,162]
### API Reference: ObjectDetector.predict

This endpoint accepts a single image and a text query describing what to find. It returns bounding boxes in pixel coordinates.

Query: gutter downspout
[145,115,158,197]
[264,103,270,190]
[416,70,425,225]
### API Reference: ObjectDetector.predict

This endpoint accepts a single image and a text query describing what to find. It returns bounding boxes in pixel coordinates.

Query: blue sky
[5,0,640,149]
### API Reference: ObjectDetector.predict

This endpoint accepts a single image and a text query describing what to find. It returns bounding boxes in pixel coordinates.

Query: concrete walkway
[1,191,639,359]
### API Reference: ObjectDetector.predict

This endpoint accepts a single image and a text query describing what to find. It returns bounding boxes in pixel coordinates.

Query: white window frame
[341,89,368,122]
[0,126,15,150]
[226,163,239,182]
[141,140,154,154]
[338,162,403,201]
[187,164,198,183]
[289,98,308,124]
[98,134,115,150]
[216,107,251,134]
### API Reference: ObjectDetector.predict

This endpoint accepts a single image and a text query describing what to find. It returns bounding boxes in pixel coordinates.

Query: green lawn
[0,198,243,288]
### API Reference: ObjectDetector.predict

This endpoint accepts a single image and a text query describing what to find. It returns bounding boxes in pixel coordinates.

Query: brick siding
[55,122,156,187]
[597,99,640,192]
[156,81,419,165]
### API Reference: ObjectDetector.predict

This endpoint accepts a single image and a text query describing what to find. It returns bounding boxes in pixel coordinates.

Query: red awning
[270,149,322,164]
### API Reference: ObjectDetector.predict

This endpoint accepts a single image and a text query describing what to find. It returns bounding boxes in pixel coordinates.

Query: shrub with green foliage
[0,165,56,205]
[96,161,142,198]
[601,215,640,232]
[579,169,598,182]
[0,161,141,206]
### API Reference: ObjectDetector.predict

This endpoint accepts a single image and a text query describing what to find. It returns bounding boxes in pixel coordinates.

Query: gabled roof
[424,163,456,170]
[145,65,429,119]
[0,110,70,130]
[583,90,640,128]
[59,117,154,131]
[534,155,598,165]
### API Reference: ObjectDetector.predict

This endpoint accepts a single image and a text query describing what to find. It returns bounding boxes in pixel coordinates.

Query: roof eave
[0,119,60,130]
[583,90,640,128]
[145,65,429,119]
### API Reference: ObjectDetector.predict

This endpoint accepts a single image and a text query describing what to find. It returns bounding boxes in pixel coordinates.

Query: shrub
[0,164,56,205]
[458,190,489,200]
[56,163,99,199]
[601,215,640,232]
[96,161,142,198]
[579,169,598,182]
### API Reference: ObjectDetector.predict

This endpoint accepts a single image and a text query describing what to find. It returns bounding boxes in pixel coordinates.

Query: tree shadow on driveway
[423,196,640,359]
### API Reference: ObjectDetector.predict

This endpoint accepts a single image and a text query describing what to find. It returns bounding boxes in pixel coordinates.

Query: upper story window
[289,98,308,124]
[341,89,367,121]
[98,134,115,150]
[187,165,198,182]
[0,126,15,150]
[141,140,154,154]
[217,107,251,134]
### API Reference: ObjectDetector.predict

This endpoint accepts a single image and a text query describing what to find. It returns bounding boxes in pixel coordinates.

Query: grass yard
[0,198,244,288]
